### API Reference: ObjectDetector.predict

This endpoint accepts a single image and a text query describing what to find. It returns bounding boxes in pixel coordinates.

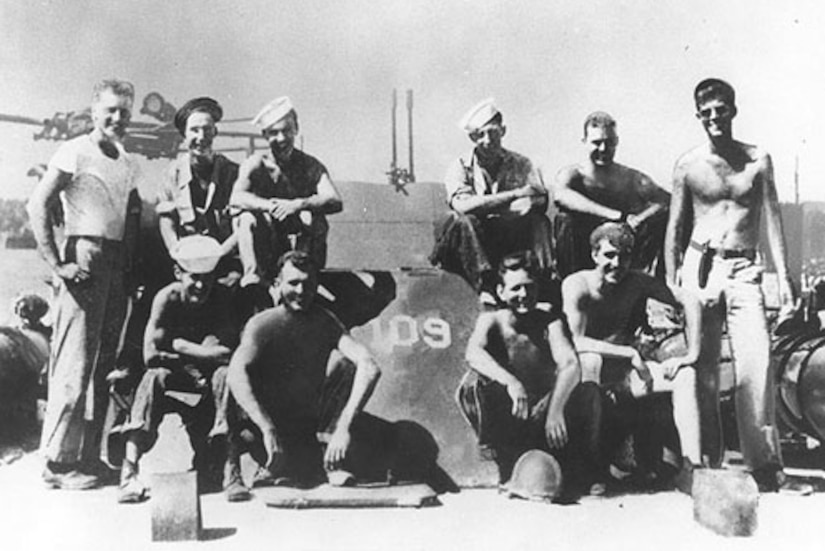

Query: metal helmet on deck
[502,449,563,502]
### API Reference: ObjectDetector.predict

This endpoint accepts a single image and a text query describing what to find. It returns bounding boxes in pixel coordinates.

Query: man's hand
[55,262,90,284]
[269,198,302,222]
[625,213,642,231]
[544,411,568,449]
[262,427,285,472]
[324,427,351,471]
[659,356,690,381]
[507,380,529,420]
[630,352,654,394]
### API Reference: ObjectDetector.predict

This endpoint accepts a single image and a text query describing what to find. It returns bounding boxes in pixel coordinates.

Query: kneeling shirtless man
[228,251,381,486]
[458,251,603,499]
[562,222,702,493]
[117,236,247,503]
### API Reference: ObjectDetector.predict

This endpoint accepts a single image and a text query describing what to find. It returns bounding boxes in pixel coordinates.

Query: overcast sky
[1,0,823,202]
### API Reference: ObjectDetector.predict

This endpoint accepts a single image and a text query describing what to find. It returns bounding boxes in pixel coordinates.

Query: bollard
[151,471,202,542]
[692,469,758,537]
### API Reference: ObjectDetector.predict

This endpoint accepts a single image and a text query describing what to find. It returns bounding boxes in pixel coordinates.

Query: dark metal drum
[773,330,825,440]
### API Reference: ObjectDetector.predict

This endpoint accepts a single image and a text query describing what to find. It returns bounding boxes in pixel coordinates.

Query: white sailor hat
[459,97,499,133]
[172,235,223,274]
[251,96,296,130]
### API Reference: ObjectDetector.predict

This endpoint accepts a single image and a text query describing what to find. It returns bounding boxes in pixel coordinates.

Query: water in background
[0,249,53,325]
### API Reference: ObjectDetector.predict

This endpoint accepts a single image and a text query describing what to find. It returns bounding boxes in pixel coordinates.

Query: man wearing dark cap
[665,79,810,494]
[554,112,670,278]
[156,97,239,274]
[230,97,343,289]
[429,98,554,304]
[115,236,249,503]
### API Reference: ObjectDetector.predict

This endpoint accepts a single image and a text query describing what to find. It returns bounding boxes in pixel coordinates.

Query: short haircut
[488,112,503,127]
[582,111,617,139]
[589,222,635,253]
[276,250,317,278]
[92,79,135,103]
[497,250,539,282]
[694,78,735,108]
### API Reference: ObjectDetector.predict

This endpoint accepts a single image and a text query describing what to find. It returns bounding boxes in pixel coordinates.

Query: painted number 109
[366,315,452,349]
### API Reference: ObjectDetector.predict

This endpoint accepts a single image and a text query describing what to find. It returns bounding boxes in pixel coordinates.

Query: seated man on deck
[230,97,343,292]
[155,96,241,281]
[554,112,669,278]
[561,222,702,493]
[227,251,382,488]
[429,99,555,304]
[457,251,603,499]
[114,236,249,503]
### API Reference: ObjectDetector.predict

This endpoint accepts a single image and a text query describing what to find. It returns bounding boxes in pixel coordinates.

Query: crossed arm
[230,154,343,221]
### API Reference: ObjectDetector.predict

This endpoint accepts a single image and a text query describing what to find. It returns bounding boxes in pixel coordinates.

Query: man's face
[592,240,632,285]
[91,89,132,142]
[278,261,317,312]
[583,126,618,167]
[469,121,505,160]
[263,115,297,161]
[497,268,538,315]
[696,97,735,140]
[177,270,216,305]
[185,111,217,160]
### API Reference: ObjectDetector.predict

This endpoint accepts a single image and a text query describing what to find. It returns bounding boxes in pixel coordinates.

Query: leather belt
[689,240,756,261]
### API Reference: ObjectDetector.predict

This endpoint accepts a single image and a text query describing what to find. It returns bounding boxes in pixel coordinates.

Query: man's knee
[235,211,259,232]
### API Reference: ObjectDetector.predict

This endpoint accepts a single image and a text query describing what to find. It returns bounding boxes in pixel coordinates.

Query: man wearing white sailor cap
[430,98,555,304]
[114,235,251,504]
[230,96,343,292]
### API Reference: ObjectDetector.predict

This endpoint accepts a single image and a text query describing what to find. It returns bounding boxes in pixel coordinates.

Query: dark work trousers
[459,376,604,491]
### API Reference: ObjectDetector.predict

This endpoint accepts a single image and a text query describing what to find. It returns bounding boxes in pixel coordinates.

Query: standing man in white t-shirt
[28,79,142,490]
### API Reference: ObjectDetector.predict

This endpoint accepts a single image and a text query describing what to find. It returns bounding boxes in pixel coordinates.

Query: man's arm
[226,316,283,468]
[143,288,182,368]
[230,154,276,212]
[544,317,581,449]
[446,158,540,217]
[760,152,795,309]
[171,337,233,365]
[625,172,669,230]
[553,165,622,221]
[268,172,343,222]
[465,312,529,419]
[664,159,691,286]
[561,274,652,386]
[323,333,381,469]
[26,166,88,282]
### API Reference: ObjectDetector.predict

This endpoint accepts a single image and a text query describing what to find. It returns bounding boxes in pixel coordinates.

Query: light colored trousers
[40,237,127,464]
[680,246,782,470]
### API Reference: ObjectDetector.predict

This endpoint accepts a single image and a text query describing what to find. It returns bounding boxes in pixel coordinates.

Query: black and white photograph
[1,1,824,549]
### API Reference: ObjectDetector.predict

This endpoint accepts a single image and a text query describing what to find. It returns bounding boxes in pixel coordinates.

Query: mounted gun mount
[387,89,415,194]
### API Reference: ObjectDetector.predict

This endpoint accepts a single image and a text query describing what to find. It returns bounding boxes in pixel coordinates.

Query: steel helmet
[502,449,563,502]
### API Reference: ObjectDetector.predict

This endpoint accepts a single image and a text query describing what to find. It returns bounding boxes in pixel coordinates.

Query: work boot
[751,465,813,496]
[43,462,99,491]
[673,458,696,496]
[117,460,147,504]
[224,461,251,503]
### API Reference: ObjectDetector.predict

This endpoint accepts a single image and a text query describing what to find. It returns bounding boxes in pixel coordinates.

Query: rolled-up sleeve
[155,163,178,216]
[444,157,474,207]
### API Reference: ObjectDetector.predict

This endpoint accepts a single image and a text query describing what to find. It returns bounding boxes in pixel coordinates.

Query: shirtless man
[231,97,342,289]
[665,78,807,493]
[554,112,670,277]
[227,251,381,486]
[115,236,248,503]
[563,222,701,493]
[458,251,603,498]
